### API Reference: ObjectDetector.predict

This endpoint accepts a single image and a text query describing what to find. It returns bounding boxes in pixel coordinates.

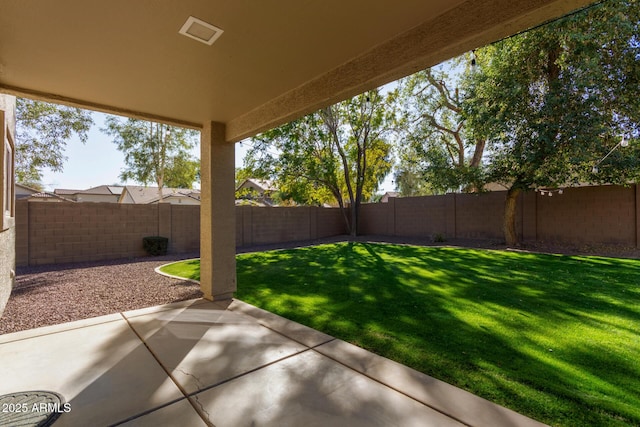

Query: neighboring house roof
[236,178,277,192]
[15,183,41,199]
[29,192,75,202]
[54,188,83,196]
[119,185,201,204]
[107,186,124,196]
[16,184,75,202]
[380,191,399,203]
[55,185,124,196]
[483,182,510,192]
[82,185,113,195]
[149,192,202,204]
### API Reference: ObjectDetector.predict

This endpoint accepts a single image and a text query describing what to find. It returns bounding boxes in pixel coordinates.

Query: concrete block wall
[16,202,347,267]
[535,185,636,246]
[316,206,348,238]
[395,195,448,237]
[13,184,638,267]
[358,203,391,235]
[14,200,28,266]
[454,191,512,240]
[171,205,200,253]
[236,206,346,247]
[358,185,639,247]
[18,202,158,266]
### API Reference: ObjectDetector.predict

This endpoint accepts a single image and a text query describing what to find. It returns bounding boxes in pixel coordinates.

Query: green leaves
[466,0,640,191]
[15,98,93,186]
[453,0,640,244]
[242,89,397,234]
[390,0,640,244]
[396,58,487,194]
[101,116,199,190]
[164,151,200,189]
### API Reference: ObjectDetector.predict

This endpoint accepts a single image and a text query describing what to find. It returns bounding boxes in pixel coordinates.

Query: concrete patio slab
[191,349,465,427]
[118,398,208,427]
[219,299,334,347]
[0,312,123,345]
[0,318,183,426]
[0,298,548,426]
[122,298,210,320]
[124,302,308,395]
[315,339,547,427]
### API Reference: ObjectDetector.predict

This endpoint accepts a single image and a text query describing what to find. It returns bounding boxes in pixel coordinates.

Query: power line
[491,0,607,45]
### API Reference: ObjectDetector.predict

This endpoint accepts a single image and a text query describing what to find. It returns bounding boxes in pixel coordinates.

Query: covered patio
[0,0,595,425]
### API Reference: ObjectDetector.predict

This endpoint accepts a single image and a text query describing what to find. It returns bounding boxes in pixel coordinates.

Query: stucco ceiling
[0,0,595,142]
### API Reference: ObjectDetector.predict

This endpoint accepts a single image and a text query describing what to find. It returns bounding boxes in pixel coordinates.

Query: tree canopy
[164,151,200,189]
[396,59,485,195]
[102,117,199,199]
[463,0,640,244]
[15,98,93,188]
[242,89,398,235]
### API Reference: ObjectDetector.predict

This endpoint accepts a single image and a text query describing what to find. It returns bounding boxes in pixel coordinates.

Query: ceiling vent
[179,16,223,46]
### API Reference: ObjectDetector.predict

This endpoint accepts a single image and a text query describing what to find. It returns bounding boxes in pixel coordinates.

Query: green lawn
[160,242,640,426]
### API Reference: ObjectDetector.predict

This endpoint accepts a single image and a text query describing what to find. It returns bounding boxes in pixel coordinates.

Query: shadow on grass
[234,242,640,427]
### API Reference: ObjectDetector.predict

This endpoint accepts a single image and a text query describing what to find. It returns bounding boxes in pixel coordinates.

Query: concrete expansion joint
[308,346,473,427]
[310,337,336,349]
[119,313,216,425]
[257,320,335,349]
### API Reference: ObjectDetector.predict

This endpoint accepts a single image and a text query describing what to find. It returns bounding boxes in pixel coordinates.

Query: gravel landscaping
[0,254,202,335]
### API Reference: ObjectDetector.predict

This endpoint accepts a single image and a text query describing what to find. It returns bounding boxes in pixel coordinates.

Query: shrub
[143,236,169,256]
[432,233,446,243]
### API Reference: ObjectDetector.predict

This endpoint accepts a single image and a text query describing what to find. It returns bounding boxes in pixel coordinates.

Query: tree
[102,117,199,200]
[15,98,93,188]
[464,0,640,245]
[393,146,436,197]
[396,59,486,194]
[164,151,200,189]
[243,89,397,235]
[235,167,252,190]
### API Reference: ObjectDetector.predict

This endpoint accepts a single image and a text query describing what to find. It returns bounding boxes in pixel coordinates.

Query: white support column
[200,121,236,300]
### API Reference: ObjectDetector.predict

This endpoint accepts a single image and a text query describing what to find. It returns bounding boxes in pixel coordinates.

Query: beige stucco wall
[0,94,16,317]
[0,227,14,316]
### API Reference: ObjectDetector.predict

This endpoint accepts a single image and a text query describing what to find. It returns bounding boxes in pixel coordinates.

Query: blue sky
[39,111,395,193]
[39,112,248,191]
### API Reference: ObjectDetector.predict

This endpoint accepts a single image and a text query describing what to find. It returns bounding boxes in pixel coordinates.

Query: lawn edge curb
[154,259,201,284]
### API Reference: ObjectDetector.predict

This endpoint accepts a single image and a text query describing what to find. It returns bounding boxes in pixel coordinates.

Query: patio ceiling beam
[0,84,202,131]
[225,0,596,143]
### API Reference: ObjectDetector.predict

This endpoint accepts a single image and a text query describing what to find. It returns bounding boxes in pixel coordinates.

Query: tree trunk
[350,202,358,237]
[470,138,486,168]
[503,187,521,246]
[333,194,352,236]
[340,204,353,236]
